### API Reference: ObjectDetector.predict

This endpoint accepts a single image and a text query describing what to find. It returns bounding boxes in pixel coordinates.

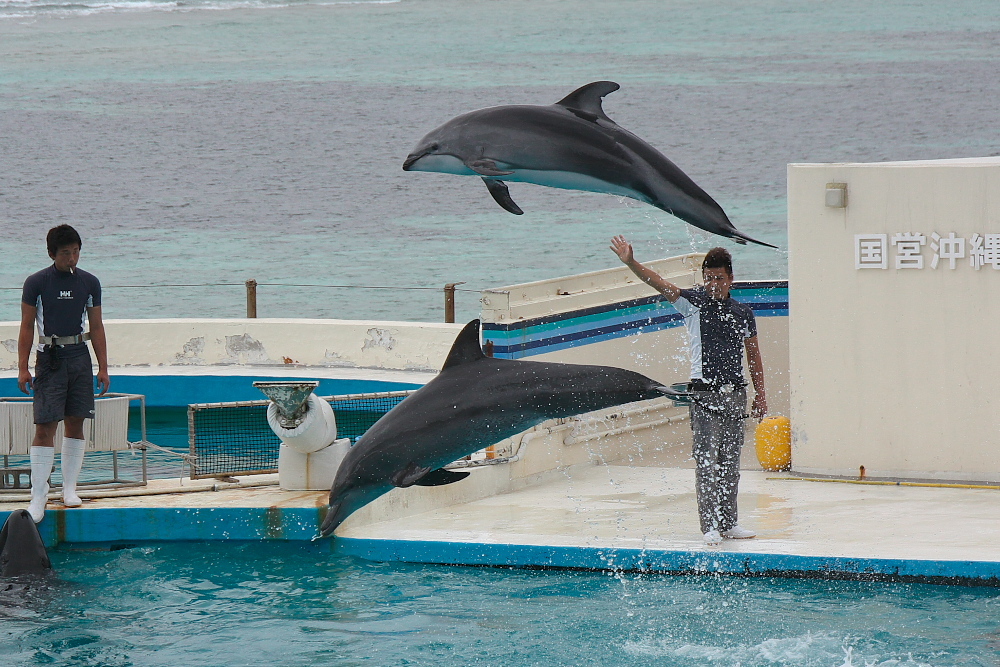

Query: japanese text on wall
[855,233,1000,270]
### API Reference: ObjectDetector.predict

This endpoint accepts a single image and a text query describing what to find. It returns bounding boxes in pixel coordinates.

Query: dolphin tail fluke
[482,178,524,215]
[731,230,778,249]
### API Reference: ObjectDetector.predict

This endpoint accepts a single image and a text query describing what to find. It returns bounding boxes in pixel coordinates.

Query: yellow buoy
[755,416,791,471]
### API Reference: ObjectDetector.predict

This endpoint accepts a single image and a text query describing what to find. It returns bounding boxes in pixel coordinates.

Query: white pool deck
[4,461,998,584]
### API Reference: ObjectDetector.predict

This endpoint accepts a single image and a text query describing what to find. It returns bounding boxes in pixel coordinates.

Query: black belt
[689,379,746,393]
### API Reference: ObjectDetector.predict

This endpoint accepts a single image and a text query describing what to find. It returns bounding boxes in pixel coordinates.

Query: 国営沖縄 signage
[854,232,1000,270]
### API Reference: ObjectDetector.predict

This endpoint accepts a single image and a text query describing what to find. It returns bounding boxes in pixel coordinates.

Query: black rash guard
[21,265,102,359]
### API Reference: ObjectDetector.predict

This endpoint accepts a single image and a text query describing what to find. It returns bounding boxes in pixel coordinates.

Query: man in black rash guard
[17,225,110,523]
[611,235,767,545]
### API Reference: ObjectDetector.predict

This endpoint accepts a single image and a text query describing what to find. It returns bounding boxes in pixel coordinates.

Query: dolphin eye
[429,143,440,152]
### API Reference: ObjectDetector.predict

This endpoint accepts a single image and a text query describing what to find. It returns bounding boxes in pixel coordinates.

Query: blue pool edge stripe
[334,537,1000,586]
[8,507,326,547]
[8,508,996,586]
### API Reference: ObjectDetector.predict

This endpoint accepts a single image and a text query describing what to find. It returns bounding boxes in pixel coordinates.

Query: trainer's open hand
[610,235,634,264]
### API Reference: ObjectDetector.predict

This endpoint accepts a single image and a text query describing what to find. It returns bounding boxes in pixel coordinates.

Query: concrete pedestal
[278,439,351,491]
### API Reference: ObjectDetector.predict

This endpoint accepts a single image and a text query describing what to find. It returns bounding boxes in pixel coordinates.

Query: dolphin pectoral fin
[391,463,469,488]
[482,178,524,215]
[413,468,470,487]
[466,159,513,177]
[390,462,433,488]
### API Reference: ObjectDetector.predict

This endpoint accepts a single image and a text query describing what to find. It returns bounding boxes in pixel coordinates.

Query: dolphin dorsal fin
[554,81,620,123]
[441,319,486,370]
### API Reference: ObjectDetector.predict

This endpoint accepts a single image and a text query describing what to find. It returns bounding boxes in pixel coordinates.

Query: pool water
[2,542,998,666]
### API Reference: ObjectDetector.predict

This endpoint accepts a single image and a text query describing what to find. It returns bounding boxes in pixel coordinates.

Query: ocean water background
[1,0,999,325]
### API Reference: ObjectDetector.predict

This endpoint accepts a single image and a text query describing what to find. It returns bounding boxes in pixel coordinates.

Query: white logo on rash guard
[59,290,73,299]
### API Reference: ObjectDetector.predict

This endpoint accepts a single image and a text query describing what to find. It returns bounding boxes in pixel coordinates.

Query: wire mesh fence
[187,390,415,479]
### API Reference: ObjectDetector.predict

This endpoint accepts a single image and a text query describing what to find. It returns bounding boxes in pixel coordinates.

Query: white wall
[0,319,464,372]
[788,157,1000,481]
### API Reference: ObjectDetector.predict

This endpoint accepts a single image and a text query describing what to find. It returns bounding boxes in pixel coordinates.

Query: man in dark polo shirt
[17,225,110,523]
[611,235,767,545]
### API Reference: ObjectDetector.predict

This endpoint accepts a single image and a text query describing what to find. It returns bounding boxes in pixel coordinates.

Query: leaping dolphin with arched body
[403,81,775,248]
[320,320,686,536]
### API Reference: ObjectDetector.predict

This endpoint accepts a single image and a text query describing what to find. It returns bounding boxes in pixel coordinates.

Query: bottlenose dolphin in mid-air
[320,319,685,536]
[0,510,52,578]
[403,81,776,248]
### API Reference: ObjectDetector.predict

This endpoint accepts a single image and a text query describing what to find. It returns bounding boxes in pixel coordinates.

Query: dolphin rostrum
[403,81,776,248]
[320,319,685,536]
[0,510,52,577]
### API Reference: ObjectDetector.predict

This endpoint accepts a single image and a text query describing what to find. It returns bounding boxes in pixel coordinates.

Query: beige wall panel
[788,158,1000,481]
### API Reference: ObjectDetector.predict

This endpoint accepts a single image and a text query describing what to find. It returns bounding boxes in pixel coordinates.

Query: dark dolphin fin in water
[482,178,524,215]
[1,510,52,577]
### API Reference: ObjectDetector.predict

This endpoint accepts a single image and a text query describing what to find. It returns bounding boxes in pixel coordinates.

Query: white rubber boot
[60,437,86,507]
[28,446,55,523]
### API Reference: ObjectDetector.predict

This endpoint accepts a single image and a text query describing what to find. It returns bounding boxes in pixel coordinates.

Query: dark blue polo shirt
[674,286,756,384]
[22,265,102,358]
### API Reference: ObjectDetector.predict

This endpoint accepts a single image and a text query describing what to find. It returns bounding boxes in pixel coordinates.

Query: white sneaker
[721,525,756,539]
[703,530,722,545]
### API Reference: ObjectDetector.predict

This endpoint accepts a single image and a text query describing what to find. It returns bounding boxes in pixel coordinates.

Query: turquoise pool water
[2,542,998,666]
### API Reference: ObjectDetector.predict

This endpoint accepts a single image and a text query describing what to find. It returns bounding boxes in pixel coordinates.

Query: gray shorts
[33,349,95,424]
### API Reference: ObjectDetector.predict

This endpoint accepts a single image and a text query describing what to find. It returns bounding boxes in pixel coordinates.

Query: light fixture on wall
[825,182,848,208]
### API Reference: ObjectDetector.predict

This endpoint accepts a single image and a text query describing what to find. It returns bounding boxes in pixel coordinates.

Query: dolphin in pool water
[320,319,685,536]
[1,510,52,578]
[403,81,776,248]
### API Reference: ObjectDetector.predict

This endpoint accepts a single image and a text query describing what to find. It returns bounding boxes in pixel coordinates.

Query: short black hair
[702,247,733,276]
[47,225,82,256]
